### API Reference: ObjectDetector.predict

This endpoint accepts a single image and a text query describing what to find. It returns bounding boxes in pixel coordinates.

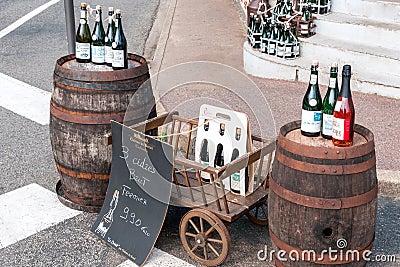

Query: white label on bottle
[310,74,317,85]
[334,100,342,111]
[277,46,284,57]
[300,24,309,30]
[79,18,86,24]
[105,46,113,64]
[112,42,117,49]
[230,173,240,192]
[115,19,119,28]
[112,50,125,67]
[105,37,109,42]
[294,45,300,55]
[332,117,344,140]
[109,17,113,24]
[261,42,266,52]
[268,43,275,53]
[76,42,90,59]
[309,99,317,106]
[285,45,292,56]
[322,113,333,136]
[91,45,105,63]
[329,78,336,88]
[301,109,321,133]
[92,34,98,41]
[81,10,86,20]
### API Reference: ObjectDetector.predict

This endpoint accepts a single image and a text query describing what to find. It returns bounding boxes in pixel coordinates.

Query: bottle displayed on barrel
[261,21,268,53]
[268,22,277,55]
[91,5,106,64]
[200,139,211,183]
[301,60,322,137]
[332,65,355,147]
[105,7,116,66]
[321,62,339,140]
[76,3,91,63]
[247,13,255,43]
[276,24,285,58]
[112,9,128,70]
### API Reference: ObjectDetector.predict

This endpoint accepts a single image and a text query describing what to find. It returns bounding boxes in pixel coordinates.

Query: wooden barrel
[269,121,377,266]
[50,54,156,212]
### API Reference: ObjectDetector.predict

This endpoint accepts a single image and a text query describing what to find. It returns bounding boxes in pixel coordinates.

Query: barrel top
[278,121,375,159]
[54,54,149,82]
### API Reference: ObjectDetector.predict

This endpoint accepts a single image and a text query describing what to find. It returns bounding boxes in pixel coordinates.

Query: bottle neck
[115,15,121,28]
[108,13,113,24]
[95,11,101,22]
[340,75,352,98]
[80,9,87,20]
[309,67,318,85]
[330,67,338,79]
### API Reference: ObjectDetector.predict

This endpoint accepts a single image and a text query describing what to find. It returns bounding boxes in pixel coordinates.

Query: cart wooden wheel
[179,208,230,266]
[246,196,268,226]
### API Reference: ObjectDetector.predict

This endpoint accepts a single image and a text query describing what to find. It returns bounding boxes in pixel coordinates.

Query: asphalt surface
[0,0,399,266]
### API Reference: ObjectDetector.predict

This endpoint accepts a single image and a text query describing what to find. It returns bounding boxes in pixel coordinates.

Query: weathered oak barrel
[50,54,156,212]
[269,121,377,266]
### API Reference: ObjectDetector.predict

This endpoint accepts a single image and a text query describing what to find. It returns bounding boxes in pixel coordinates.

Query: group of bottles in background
[301,60,355,147]
[248,13,300,59]
[76,3,127,69]
[298,0,330,15]
[199,122,248,194]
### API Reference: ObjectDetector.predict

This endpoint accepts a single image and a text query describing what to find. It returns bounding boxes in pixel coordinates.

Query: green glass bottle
[112,9,128,70]
[75,2,91,63]
[105,7,116,66]
[91,5,106,64]
[247,13,254,43]
[261,21,268,53]
[268,22,277,55]
[230,148,241,194]
[276,24,285,58]
[253,16,261,49]
[200,139,211,183]
[301,60,323,137]
[322,62,339,139]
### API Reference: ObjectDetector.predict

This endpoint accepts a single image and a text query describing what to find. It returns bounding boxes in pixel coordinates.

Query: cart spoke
[191,243,199,252]
[203,246,208,260]
[205,224,216,236]
[255,206,260,217]
[189,219,200,234]
[207,238,223,244]
[261,204,267,218]
[185,232,197,238]
[207,243,220,257]
[200,217,204,233]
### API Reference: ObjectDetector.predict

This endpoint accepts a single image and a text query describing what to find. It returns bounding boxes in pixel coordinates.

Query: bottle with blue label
[301,60,322,137]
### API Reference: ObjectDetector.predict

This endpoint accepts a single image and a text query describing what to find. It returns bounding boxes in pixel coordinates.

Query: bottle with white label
[268,22,277,55]
[301,60,322,137]
[91,5,106,64]
[105,7,115,67]
[321,62,339,139]
[332,65,355,147]
[76,3,91,63]
[230,149,241,194]
[112,9,128,70]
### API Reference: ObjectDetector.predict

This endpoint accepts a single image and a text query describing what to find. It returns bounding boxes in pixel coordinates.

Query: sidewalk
[147,0,400,195]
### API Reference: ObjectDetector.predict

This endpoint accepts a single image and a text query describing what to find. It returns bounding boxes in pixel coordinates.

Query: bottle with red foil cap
[332,65,355,147]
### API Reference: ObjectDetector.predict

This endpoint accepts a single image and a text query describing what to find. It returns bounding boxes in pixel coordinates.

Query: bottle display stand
[282,16,316,37]
[297,0,332,15]
[106,112,276,266]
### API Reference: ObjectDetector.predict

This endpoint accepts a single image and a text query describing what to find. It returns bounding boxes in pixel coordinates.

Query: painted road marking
[118,248,194,267]
[0,0,60,39]
[0,73,51,125]
[0,183,81,249]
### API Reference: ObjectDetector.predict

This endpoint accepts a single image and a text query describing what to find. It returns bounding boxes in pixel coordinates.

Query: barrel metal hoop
[278,120,375,160]
[269,177,378,209]
[269,229,374,265]
[50,100,154,125]
[56,162,110,180]
[275,150,376,175]
[53,77,145,93]
[54,54,149,82]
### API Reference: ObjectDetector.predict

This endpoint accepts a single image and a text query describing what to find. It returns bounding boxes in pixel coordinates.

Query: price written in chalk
[119,207,150,237]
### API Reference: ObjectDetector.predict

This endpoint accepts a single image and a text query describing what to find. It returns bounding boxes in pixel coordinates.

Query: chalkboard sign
[91,121,173,266]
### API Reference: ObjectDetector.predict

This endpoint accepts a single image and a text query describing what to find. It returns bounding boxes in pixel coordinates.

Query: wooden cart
[119,112,276,266]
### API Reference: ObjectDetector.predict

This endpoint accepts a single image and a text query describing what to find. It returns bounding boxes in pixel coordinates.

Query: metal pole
[64,0,76,54]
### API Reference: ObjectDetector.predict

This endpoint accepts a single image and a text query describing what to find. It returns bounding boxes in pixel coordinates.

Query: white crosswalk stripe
[0,183,81,249]
[0,73,51,125]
